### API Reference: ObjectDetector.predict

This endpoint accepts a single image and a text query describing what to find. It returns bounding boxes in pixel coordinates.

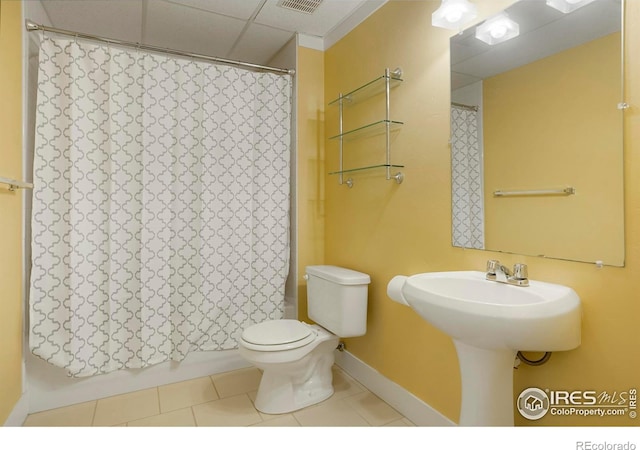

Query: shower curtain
[30,35,291,377]
[451,105,484,250]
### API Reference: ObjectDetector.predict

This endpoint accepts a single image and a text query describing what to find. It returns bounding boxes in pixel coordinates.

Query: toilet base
[252,334,339,414]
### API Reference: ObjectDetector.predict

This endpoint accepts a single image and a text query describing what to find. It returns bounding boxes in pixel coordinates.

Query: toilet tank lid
[306,265,371,285]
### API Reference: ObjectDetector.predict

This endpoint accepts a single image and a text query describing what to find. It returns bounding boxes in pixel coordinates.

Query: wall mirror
[450,0,625,266]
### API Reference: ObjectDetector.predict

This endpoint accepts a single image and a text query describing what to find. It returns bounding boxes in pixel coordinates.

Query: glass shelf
[328,74,403,107]
[329,120,403,141]
[329,164,405,176]
[328,68,405,186]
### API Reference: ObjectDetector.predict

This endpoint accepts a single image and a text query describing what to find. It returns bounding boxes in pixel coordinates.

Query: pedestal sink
[387,271,581,426]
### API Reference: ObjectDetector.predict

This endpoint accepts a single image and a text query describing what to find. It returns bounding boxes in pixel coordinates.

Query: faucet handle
[486,260,500,275]
[513,263,528,280]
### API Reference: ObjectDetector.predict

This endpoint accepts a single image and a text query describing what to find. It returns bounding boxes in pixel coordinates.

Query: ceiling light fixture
[475,12,520,45]
[545,0,597,14]
[432,0,478,30]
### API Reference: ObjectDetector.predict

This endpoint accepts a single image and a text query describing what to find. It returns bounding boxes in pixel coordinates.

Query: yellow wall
[0,0,24,424]
[296,45,325,320]
[323,0,640,426]
[484,33,624,265]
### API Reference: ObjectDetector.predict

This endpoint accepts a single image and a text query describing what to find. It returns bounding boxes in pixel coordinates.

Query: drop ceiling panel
[228,24,294,66]
[164,0,265,20]
[255,0,367,36]
[41,0,144,43]
[34,0,388,65]
[144,0,247,58]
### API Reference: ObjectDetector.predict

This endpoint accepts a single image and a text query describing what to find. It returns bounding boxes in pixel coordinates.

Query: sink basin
[400,271,581,351]
[387,270,582,426]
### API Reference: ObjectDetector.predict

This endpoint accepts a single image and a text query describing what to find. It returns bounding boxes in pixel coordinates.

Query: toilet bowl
[237,265,370,414]
[238,320,339,414]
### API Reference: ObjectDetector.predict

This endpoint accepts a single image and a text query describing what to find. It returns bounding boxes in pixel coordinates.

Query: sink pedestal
[387,271,581,427]
[454,341,517,426]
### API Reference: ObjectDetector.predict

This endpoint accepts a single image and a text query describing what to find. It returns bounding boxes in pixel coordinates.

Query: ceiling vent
[277,0,323,14]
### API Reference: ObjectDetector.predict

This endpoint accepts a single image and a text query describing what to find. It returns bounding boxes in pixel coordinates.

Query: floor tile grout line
[209,374,221,400]
[338,395,376,426]
[190,405,198,426]
[90,399,98,426]
[97,387,163,426]
[245,391,265,422]
[246,393,266,426]
[344,391,406,426]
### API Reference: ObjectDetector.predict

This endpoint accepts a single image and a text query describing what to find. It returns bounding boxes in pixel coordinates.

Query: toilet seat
[240,319,317,351]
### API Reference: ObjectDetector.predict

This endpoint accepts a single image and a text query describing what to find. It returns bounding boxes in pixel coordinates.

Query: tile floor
[22,366,415,427]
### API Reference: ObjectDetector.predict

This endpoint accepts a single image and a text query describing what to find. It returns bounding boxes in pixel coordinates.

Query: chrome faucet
[486,260,529,287]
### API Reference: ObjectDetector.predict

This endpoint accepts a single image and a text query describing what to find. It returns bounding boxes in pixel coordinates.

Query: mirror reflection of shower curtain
[451,105,484,249]
[29,35,291,377]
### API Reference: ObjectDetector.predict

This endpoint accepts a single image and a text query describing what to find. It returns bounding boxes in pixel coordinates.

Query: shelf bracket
[390,172,404,184]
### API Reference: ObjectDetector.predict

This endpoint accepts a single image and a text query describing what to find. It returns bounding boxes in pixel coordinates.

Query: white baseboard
[334,350,456,427]
[22,346,454,426]
[3,393,29,427]
[27,350,251,414]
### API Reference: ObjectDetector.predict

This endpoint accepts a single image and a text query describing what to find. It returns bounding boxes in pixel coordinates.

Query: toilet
[238,265,370,414]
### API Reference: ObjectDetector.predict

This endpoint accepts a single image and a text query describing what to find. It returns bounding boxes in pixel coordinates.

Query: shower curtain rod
[25,20,295,76]
[451,102,478,112]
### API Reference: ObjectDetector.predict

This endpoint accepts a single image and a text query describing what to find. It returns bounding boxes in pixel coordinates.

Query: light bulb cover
[432,0,478,30]
[545,0,596,13]
[475,12,520,45]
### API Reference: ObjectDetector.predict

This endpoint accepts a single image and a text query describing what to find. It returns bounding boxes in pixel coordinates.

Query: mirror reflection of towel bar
[493,187,575,197]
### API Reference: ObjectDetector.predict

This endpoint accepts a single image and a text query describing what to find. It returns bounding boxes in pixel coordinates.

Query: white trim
[297,1,388,51]
[25,347,455,423]
[27,350,250,413]
[334,350,456,427]
[323,0,388,50]
[297,33,324,51]
[3,394,28,427]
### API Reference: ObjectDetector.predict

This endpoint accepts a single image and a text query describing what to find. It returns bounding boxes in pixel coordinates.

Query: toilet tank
[306,265,370,338]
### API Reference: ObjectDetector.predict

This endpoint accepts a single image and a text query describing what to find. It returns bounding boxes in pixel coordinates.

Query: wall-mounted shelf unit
[329,68,404,188]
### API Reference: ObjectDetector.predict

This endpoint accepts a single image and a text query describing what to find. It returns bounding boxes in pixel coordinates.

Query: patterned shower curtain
[451,105,484,250]
[30,35,291,377]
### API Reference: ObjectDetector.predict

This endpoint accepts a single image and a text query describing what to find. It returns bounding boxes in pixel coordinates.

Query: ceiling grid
[38,0,384,65]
